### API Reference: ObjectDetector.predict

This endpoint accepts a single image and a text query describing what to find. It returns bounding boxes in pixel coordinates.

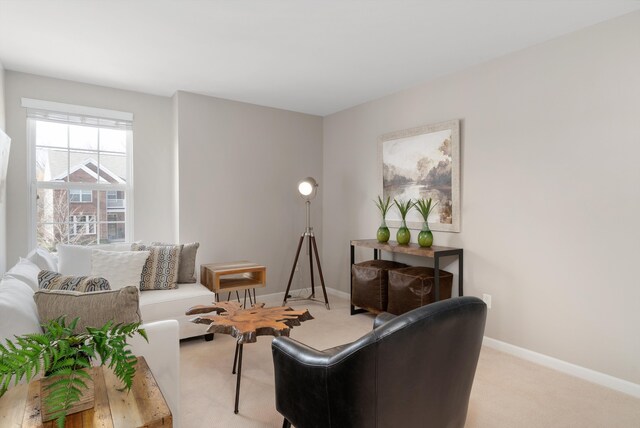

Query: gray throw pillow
[33,286,141,334]
[38,270,111,292]
[152,241,199,283]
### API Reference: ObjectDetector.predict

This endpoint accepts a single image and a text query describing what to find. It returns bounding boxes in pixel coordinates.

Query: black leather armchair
[272,296,487,428]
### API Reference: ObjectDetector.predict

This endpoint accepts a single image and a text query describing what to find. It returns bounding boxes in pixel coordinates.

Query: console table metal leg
[374,249,378,260]
[458,250,464,296]
[350,244,355,315]
[234,344,243,414]
[434,255,441,302]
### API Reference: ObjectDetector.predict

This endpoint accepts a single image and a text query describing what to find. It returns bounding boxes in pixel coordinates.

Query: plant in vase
[415,198,439,247]
[0,317,147,428]
[374,195,394,243]
[394,198,415,245]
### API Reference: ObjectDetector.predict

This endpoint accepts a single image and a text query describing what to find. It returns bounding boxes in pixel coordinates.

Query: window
[70,189,92,203]
[25,98,133,250]
[106,190,125,208]
[69,215,96,236]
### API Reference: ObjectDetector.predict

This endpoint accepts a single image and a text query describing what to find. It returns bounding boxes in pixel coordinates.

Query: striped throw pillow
[38,270,111,293]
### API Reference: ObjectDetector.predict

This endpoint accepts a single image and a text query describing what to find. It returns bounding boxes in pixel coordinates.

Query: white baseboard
[256,289,639,398]
[325,287,351,300]
[483,336,640,399]
[259,287,350,302]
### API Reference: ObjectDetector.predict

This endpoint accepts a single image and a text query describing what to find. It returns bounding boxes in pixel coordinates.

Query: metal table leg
[234,344,243,414]
[434,253,441,302]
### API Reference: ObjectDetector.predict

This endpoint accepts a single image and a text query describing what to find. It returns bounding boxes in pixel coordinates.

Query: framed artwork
[379,119,460,232]
[0,130,10,203]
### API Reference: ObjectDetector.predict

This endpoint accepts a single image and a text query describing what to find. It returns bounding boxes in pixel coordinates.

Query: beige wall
[323,11,640,384]
[4,71,176,265]
[0,62,5,130]
[175,91,323,294]
[0,61,6,273]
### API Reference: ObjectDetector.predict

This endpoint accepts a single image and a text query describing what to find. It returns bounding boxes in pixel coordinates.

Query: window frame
[69,189,93,203]
[25,100,134,249]
[69,214,97,236]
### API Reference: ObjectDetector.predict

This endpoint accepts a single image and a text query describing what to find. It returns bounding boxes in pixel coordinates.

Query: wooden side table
[350,239,463,315]
[0,356,172,427]
[201,261,266,307]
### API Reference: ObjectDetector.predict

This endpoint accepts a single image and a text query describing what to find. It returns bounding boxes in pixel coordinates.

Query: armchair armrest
[272,337,343,427]
[272,335,378,428]
[373,312,397,329]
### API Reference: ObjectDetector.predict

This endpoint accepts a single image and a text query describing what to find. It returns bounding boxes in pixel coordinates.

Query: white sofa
[54,243,217,340]
[0,256,183,427]
[139,283,215,339]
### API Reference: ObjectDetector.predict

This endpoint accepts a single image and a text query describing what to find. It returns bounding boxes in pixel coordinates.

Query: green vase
[396,219,411,245]
[377,219,390,243]
[418,221,433,247]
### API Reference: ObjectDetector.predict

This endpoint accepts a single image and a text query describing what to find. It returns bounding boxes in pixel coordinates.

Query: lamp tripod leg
[308,235,315,298]
[311,235,330,310]
[283,234,305,306]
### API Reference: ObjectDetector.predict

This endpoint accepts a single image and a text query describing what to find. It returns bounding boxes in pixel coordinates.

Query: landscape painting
[379,119,460,232]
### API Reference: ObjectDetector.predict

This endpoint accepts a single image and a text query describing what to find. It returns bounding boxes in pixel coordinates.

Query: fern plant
[0,317,147,428]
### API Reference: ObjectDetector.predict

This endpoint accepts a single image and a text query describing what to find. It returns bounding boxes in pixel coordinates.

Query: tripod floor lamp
[282,177,330,309]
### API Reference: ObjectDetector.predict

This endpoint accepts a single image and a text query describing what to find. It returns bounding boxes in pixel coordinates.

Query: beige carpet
[180,294,640,428]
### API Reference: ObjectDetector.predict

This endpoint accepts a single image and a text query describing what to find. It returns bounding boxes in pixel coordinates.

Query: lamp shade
[298,177,318,200]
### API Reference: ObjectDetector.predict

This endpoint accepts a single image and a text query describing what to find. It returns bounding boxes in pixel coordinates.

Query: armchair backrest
[326,296,487,428]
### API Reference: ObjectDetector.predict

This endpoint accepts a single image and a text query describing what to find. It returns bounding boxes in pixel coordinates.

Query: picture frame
[378,119,460,233]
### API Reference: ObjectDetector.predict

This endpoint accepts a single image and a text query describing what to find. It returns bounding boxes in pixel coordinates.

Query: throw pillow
[0,277,42,344]
[38,270,111,293]
[25,247,57,272]
[4,258,41,291]
[57,242,141,276]
[33,286,141,334]
[91,249,150,290]
[152,241,199,283]
[132,244,181,290]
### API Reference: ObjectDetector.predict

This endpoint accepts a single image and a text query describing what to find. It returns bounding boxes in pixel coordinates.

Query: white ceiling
[1,1,639,116]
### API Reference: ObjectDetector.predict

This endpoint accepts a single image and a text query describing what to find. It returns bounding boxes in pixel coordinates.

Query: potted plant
[374,195,394,243]
[394,198,415,245]
[415,198,439,247]
[0,317,147,428]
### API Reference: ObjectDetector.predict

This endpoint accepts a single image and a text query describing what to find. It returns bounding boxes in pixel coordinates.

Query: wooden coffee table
[186,301,312,414]
[0,356,171,427]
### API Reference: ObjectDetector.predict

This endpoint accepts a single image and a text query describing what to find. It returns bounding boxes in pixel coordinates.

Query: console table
[350,239,463,315]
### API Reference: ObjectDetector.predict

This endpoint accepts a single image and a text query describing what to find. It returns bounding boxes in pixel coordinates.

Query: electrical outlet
[482,294,492,309]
